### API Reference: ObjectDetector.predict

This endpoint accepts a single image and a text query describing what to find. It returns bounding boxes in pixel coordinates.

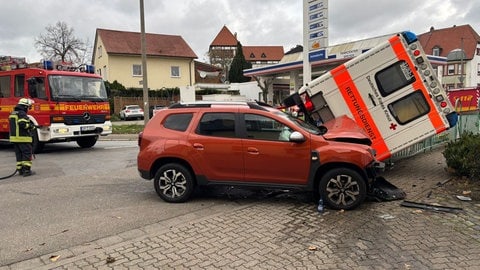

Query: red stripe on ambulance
[331,64,391,160]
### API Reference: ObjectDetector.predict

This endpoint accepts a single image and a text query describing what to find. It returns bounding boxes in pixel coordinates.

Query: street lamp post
[140,0,149,124]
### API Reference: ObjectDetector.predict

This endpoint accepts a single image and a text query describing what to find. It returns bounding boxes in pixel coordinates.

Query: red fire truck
[0,56,112,152]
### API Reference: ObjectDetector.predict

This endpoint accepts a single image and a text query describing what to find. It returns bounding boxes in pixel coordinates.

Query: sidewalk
[2,147,480,269]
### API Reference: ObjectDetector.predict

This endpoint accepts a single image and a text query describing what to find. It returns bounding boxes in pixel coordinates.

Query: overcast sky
[1,0,479,64]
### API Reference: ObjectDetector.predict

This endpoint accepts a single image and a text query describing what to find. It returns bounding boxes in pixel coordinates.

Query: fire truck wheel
[319,168,367,210]
[153,163,195,203]
[76,136,98,148]
[32,131,44,154]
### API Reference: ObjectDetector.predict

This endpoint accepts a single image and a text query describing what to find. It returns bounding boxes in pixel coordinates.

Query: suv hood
[321,115,372,146]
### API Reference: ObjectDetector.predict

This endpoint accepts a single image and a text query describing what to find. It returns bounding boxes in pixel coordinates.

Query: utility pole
[140,0,149,123]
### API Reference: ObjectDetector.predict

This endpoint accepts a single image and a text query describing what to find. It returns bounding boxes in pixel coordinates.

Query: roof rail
[168,100,270,111]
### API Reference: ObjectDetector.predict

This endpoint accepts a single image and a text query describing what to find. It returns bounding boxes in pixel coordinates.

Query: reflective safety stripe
[331,64,391,160]
[8,114,33,143]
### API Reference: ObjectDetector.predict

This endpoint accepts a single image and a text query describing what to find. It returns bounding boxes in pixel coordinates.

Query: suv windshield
[274,111,321,134]
[49,75,108,102]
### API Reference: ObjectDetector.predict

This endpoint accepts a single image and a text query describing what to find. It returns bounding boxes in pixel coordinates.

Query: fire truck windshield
[49,75,108,102]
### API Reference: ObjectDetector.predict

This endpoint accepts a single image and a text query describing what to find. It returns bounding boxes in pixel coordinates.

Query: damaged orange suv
[137,101,382,210]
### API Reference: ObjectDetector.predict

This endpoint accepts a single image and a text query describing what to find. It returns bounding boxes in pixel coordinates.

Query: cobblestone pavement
[2,147,479,270]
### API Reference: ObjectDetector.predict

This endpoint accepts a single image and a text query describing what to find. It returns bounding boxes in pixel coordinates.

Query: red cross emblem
[390,123,397,130]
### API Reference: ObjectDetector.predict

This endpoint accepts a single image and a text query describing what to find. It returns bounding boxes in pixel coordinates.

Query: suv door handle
[247,147,259,154]
[193,143,204,150]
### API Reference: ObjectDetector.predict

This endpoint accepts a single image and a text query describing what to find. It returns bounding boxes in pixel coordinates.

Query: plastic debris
[456,195,472,201]
[317,198,324,213]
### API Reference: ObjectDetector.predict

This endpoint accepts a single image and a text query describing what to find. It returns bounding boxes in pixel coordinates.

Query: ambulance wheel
[32,131,44,154]
[154,163,194,203]
[77,136,98,148]
[319,168,366,210]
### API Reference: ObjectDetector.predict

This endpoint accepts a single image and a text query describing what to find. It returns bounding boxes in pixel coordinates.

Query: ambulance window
[375,61,416,96]
[388,91,430,125]
[0,76,10,97]
[14,75,25,97]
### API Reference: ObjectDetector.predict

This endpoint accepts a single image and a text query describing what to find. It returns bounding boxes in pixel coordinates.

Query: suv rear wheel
[154,163,194,203]
[319,168,366,210]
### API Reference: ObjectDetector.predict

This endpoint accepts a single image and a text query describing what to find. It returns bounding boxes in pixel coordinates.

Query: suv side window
[245,114,292,141]
[197,113,236,138]
[164,113,193,131]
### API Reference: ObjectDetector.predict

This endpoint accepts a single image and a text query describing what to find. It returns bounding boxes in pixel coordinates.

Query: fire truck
[284,31,458,161]
[0,56,112,152]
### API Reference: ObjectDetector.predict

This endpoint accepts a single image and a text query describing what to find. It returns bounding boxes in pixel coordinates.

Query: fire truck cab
[0,56,112,152]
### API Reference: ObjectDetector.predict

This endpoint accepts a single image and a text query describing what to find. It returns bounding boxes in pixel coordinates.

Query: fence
[389,112,480,162]
[112,96,177,114]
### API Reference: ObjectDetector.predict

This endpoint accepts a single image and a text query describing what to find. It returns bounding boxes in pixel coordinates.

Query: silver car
[119,105,144,120]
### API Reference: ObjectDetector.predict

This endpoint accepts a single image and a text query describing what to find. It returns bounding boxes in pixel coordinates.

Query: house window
[103,66,107,81]
[133,64,142,76]
[447,64,455,75]
[432,47,440,56]
[171,66,180,77]
[97,45,102,58]
[261,53,266,58]
[478,63,480,75]
[250,53,255,58]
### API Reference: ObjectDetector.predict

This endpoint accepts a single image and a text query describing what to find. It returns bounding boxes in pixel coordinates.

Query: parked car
[137,101,383,210]
[149,105,165,118]
[120,105,144,120]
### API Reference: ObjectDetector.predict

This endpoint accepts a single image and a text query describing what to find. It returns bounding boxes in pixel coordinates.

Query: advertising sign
[306,0,328,62]
[447,87,480,112]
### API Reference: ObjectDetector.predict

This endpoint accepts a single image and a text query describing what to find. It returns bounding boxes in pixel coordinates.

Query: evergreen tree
[228,41,252,83]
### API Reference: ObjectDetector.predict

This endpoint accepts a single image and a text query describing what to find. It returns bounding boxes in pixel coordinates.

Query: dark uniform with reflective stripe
[9,104,34,176]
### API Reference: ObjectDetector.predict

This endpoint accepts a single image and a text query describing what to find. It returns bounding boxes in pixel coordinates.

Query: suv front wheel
[154,163,194,203]
[319,168,366,210]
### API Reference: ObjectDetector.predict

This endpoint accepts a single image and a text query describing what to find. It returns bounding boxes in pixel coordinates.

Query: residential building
[208,25,284,75]
[418,24,480,89]
[92,28,197,90]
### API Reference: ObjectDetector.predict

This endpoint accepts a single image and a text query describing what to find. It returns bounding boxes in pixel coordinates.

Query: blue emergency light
[43,60,54,70]
[85,64,95,74]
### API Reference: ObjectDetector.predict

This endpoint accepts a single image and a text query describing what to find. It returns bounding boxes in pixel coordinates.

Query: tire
[76,136,98,148]
[154,163,194,203]
[319,168,366,210]
[32,130,45,154]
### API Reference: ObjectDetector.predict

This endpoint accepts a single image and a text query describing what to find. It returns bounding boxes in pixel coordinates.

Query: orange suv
[137,101,383,210]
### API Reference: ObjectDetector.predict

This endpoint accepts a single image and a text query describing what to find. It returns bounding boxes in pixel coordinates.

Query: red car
[137,101,382,210]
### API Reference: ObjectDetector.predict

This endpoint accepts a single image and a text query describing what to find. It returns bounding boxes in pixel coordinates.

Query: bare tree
[253,76,273,103]
[35,21,87,65]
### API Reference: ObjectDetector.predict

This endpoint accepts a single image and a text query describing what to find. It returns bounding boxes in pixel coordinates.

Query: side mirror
[289,131,306,143]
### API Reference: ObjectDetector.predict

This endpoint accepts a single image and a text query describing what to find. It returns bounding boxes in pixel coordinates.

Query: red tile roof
[194,60,222,72]
[210,26,238,47]
[418,24,480,59]
[96,28,197,58]
[243,46,284,61]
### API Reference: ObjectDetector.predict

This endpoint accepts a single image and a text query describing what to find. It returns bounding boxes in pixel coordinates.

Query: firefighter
[9,98,36,176]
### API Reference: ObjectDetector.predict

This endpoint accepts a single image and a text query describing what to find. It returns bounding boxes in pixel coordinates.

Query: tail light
[303,94,314,112]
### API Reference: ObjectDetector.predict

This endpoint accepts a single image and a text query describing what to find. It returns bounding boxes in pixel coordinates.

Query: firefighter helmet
[18,98,34,107]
